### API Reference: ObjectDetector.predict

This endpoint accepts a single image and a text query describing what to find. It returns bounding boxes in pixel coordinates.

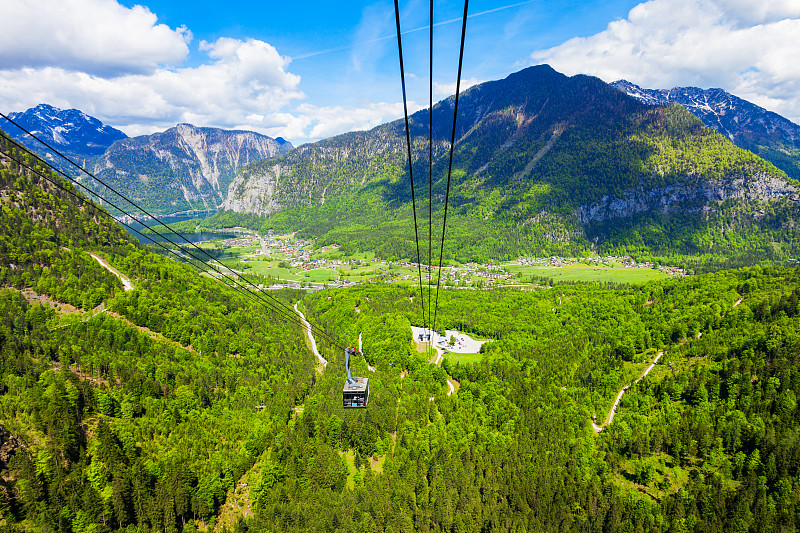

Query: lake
[122,212,240,244]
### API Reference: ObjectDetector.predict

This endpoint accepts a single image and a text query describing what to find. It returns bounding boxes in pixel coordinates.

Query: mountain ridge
[610,80,800,179]
[92,122,293,215]
[2,104,294,216]
[5,103,128,161]
[216,65,797,262]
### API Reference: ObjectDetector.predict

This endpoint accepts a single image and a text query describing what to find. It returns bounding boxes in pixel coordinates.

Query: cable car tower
[342,347,369,408]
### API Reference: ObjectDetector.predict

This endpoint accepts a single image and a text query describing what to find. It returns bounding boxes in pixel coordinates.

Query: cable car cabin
[343,376,369,408]
[343,347,369,408]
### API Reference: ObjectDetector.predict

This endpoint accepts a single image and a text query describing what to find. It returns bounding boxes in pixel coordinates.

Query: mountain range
[611,80,800,179]
[5,65,800,263]
[2,104,293,215]
[215,65,799,263]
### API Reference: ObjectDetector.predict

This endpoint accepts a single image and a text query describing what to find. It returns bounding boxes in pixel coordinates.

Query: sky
[1,0,799,145]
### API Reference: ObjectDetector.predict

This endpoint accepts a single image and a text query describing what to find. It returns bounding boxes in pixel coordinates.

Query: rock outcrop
[0,424,23,470]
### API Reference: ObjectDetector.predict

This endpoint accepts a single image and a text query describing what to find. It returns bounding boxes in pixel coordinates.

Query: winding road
[592,352,662,433]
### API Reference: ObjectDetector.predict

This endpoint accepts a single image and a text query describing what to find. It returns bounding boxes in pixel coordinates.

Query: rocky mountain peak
[6,103,127,157]
[93,123,294,215]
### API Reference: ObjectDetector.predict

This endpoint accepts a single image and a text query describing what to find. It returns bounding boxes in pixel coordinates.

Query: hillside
[5,126,800,531]
[217,65,799,263]
[0,128,315,530]
[611,80,800,179]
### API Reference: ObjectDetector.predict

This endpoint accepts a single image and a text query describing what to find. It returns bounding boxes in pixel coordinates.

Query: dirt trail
[294,302,327,367]
[593,352,662,433]
[88,252,133,291]
[359,332,376,372]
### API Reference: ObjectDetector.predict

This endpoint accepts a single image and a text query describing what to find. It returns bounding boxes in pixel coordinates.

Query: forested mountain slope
[5,127,800,531]
[93,123,292,216]
[612,80,800,179]
[0,128,315,530]
[224,266,800,532]
[218,65,800,263]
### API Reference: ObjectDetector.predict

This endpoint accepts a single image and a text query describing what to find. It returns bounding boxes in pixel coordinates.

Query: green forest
[4,125,800,532]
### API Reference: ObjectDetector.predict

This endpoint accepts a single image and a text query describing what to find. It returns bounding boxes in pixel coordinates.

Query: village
[196,229,687,290]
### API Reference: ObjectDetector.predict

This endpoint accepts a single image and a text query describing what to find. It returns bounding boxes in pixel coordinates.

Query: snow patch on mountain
[6,104,127,156]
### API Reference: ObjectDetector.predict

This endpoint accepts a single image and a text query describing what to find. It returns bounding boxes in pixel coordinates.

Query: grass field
[444,352,483,364]
[504,262,672,284]
[317,248,376,262]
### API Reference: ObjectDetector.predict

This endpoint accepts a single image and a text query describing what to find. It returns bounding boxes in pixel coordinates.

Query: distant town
[187,229,687,291]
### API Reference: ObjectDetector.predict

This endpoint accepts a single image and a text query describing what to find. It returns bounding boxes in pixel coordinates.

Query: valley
[171,227,681,290]
[4,57,800,533]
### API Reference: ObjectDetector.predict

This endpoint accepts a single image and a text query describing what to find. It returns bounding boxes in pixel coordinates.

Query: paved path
[593,352,662,433]
[294,302,327,367]
[88,252,133,291]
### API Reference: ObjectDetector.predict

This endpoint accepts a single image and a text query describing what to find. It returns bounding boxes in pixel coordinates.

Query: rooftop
[343,376,369,392]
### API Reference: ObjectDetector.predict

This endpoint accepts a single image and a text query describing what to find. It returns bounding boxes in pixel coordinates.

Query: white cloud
[294,101,416,142]
[530,0,800,122]
[433,77,482,99]
[0,0,414,145]
[0,38,304,137]
[0,0,191,76]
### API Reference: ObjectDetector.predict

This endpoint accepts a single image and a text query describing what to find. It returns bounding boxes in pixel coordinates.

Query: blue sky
[2,0,800,144]
[112,0,642,130]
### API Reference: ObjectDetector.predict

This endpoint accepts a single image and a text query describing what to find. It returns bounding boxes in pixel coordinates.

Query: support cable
[428,0,434,342]
[0,112,342,349]
[393,0,427,331]
[0,130,347,352]
[432,0,469,335]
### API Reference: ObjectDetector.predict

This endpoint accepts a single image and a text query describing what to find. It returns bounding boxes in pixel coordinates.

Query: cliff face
[223,161,287,215]
[92,123,292,215]
[577,172,799,224]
